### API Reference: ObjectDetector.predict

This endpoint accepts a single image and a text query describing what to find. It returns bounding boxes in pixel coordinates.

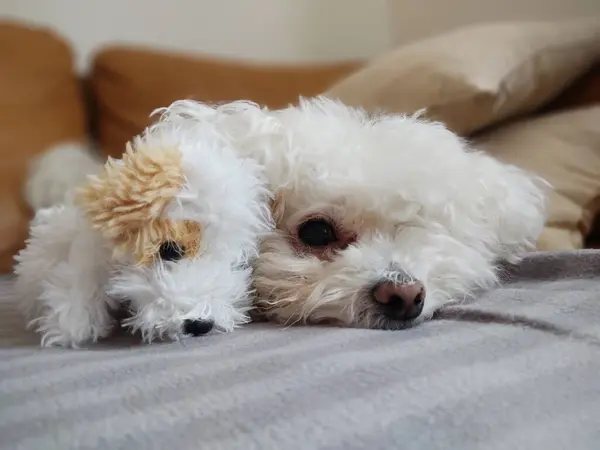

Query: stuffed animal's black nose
[183,319,214,336]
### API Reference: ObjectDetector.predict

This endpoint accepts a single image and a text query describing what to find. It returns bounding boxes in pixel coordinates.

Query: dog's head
[252,97,547,329]
[76,104,272,341]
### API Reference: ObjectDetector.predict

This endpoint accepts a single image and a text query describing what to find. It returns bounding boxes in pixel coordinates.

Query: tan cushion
[547,62,600,111]
[326,18,600,135]
[474,106,600,251]
[0,21,87,272]
[90,47,360,158]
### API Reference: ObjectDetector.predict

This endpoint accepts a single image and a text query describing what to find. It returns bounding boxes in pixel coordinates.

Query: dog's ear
[471,151,548,262]
[75,137,201,264]
[152,99,276,144]
[153,99,284,171]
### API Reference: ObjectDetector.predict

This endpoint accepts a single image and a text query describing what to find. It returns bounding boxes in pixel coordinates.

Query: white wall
[388,0,600,45]
[1,0,391,71]
[3,0,600,72]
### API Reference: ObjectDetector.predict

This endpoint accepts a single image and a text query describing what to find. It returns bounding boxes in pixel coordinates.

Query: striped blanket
[1,250,599,450]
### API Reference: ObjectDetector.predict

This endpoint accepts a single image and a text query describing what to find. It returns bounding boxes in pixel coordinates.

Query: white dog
[15,104,272,347]
[21,97,547,338]
[248,98,547,329]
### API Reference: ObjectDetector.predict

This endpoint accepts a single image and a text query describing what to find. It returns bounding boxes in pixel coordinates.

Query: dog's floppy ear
[471,151,548,262]
[75,137,202,264]
[153,99,283,168]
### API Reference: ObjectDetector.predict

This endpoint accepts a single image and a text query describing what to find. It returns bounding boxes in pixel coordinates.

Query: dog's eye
[158,241,185,262]
[297,219,338,247]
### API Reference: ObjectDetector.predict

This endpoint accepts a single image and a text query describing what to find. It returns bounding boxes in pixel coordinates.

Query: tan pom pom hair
[75,136,202,266]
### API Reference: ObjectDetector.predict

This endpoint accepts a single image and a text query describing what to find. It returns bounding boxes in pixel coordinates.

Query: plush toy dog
[14,103,272,347]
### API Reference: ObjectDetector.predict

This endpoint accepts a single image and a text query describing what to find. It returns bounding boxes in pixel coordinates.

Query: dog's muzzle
[371,280,425,321]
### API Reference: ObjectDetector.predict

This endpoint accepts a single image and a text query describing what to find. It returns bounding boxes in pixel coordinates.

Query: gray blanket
[1,250,599,450]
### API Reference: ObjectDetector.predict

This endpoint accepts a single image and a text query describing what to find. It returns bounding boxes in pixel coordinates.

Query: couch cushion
[90,47,360,158]
[0,21,87,272]
[474,106,600,250]
[325,18,600,135]
[548,61,600,110]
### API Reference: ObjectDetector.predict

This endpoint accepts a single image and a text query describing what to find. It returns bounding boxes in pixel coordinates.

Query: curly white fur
[15,108,272,347]
[158,97,547,329]
[248,97,548,329]
[20,96,548,338]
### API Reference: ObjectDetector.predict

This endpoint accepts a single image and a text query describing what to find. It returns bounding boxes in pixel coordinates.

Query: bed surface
[1,250,600,450]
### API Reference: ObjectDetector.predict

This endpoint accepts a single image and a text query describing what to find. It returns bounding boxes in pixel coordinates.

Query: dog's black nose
[183,319,214,336]
[372,281,425,321]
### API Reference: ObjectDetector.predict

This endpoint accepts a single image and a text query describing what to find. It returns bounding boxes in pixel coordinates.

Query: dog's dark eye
[158,241,185,262]
[297,219,338,247]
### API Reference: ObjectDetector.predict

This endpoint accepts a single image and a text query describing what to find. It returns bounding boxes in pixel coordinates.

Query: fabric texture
[549,61,600,110]
[325,18,600,136]
[475,106,600,250]
[1,250,600,450]
[0,20,87,272]
[90,47,360,158]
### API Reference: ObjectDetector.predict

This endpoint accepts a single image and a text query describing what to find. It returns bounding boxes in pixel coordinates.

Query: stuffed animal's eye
[297,219,338,247]
[158,241,185,262]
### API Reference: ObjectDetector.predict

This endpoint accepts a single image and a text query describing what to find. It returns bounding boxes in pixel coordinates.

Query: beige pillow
[474,106,600,250]
[325,19,600,135]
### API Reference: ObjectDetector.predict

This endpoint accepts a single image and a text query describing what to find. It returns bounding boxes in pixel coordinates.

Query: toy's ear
[75,137,200,263]
[473,152,548,262]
